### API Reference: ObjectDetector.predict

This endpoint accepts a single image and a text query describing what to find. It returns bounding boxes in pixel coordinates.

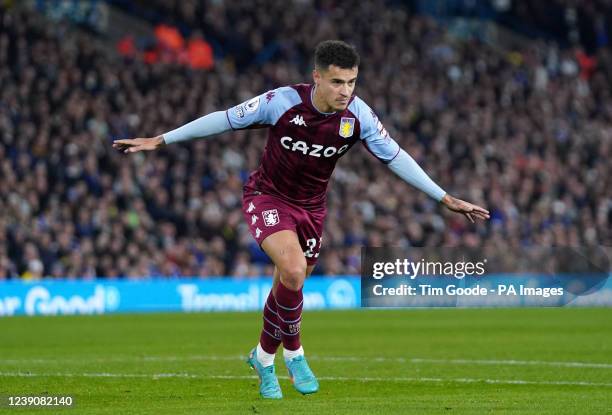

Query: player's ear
[312,68,320,85]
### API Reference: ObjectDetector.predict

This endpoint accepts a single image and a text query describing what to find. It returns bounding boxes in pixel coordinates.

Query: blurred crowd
[498,0,612,53]
[0,1,609,279]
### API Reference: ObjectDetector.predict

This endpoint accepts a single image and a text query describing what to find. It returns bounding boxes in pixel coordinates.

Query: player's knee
[279,261,307,290]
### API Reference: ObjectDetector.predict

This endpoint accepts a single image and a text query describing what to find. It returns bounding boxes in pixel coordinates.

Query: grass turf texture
[0,308,610,414]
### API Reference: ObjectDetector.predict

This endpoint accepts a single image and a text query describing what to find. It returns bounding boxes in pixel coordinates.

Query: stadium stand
[0,1,609,279]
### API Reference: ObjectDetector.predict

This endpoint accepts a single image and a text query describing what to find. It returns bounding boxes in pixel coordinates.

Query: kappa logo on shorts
[251,214,258,225]
[255,228,262,238]
[246,202,256,213]
[262,209,279,227]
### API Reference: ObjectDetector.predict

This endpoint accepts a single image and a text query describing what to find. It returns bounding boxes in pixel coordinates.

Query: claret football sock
[274,281,303,351]
[259,289,282,354]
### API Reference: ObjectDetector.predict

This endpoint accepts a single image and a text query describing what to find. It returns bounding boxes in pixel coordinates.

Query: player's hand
[113,136,165,153]
[441,194,490,223]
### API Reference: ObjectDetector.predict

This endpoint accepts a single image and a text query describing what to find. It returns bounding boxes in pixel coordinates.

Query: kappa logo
[265,91,275,103]
[289,114,307,127]
[262,209,279,227]
[255,228,262,238]
[251,214,258,225]
[246,202,256,213]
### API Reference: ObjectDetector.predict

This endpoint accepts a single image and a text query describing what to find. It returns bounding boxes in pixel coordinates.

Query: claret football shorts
[242,189,325,265]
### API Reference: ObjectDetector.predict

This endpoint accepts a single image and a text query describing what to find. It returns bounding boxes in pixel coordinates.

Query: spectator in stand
[0,2,609,279]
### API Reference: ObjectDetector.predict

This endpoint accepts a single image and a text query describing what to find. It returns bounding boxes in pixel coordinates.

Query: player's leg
[271,264,316,292]
[261,230,307,354]
[262,230,307,288]
[261,230,319,394]
[243,194,296,399]
[259,263,314,356]
[252,262,315,390]
[242,192,318,396]
[246,262,284,399]
[258,266,282,359]
[259,262,314,352]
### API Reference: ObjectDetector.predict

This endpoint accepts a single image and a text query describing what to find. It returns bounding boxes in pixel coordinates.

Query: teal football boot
[246,348,282,399]
[285,355,319,395]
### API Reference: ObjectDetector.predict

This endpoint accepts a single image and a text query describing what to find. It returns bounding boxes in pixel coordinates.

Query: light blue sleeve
[162,87,302,143]
[350,96,446,201]
[162,111,231,144]
[349,96,400,163]
[388,149,447,201]
[226,86,302,130]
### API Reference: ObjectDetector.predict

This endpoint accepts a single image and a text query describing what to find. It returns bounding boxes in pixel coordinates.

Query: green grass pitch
[0,308,610,414]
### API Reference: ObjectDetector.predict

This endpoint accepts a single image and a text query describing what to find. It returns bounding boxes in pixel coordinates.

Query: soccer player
[113,40,489,399]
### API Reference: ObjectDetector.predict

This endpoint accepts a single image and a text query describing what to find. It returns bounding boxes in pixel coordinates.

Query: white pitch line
[0,356,242,365]
[316,356,612,369]
[0,371,610,387]
[1,355,611,369]
[408,358,612,369]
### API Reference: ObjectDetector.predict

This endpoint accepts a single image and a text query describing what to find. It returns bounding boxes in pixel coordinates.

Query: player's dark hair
[314,40,360,71]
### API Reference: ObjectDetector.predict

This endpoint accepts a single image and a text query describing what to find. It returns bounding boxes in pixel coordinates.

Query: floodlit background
[0,2,611,414]
[0,0,609,280]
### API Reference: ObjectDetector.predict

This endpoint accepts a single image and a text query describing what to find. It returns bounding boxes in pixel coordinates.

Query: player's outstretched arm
[113,110,232,154]
[355,97,489,223]
[387,149,489,223]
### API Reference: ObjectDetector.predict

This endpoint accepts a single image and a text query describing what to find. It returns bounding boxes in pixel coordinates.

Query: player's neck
[311,86,336,114]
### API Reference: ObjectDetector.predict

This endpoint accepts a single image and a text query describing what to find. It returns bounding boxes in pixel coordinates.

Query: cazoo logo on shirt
[280,136,349,158]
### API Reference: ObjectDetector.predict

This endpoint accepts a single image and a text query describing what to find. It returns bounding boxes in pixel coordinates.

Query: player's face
[313,65,358,112]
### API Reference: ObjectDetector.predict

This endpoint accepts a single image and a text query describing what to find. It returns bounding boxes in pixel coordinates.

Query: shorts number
[304,238,322,258]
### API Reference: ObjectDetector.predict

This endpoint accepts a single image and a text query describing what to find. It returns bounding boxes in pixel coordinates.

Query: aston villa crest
[339,117,355,138]
[262,209,279,227]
